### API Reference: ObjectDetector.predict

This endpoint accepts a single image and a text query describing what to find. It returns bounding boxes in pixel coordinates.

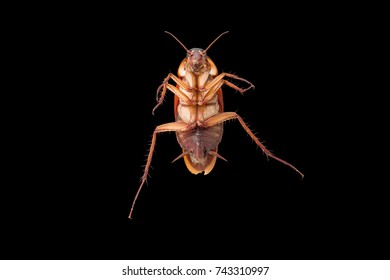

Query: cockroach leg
[202,72,255,94]
[223,73,255,93]
[200,73,255,105]
[204,112,304,178]
[156,73,191,101]
[129,121,188,219]
[223,80,253,94]
[153,77,193,115]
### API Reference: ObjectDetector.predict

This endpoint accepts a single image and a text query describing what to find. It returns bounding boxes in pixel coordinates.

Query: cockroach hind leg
[205,112,304,179]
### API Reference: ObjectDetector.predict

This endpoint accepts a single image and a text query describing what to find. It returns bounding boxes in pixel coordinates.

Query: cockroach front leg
[203,112,304,178]
[153,73,193,114]
[129,121,189,219]
[205,72,255,93]
[200,73,255,105]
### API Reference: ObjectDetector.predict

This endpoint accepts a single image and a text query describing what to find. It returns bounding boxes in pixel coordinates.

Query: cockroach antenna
[164,31,189,52]
[164,31,230,54]
[204,31,229,53]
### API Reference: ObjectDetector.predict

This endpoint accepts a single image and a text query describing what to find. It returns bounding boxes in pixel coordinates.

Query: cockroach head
[186,48,207,72]
[164,31,229,72]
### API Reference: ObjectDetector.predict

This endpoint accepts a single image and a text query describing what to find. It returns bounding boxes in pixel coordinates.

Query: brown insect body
[129,31,304,219]
[176,124,223,174]
[174,47,225,174]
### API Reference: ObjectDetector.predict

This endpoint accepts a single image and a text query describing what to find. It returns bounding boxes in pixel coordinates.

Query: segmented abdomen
[176,124,223,153]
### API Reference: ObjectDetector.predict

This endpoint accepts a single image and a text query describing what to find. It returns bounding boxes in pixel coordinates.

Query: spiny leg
[204,112,304,178]
[200,73,255,105]
[223,72,255,93]
[153,73,193,114]
[202,72,255,94]
[129,121,188,219]
[153,83,193,115]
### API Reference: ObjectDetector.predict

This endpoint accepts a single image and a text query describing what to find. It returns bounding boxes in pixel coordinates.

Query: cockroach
[129,31,304,219]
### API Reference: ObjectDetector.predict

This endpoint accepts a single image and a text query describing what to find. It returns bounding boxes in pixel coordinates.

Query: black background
[3,4,387,260]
